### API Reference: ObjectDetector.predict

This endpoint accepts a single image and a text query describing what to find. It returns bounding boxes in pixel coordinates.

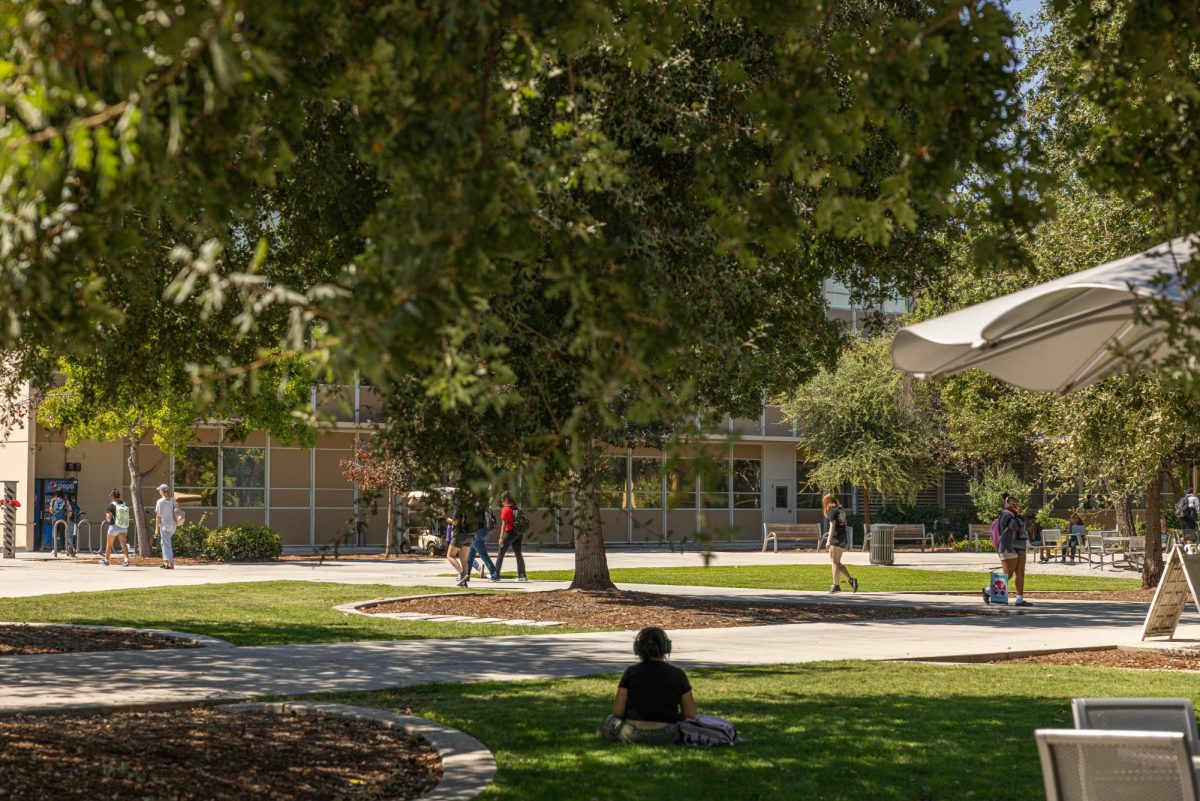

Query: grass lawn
[298,660,1190,801]
[527,564,1141,592]
[0,581,592,646]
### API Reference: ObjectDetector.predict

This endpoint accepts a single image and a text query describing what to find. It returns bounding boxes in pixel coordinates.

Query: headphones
[633,626,672,660]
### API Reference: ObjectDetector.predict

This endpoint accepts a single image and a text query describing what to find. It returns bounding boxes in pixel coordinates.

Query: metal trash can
[869,524,896,566]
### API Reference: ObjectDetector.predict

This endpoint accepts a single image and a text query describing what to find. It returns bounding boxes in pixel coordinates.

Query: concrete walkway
[0,549,1170,715]
[0,546,1139,598]
[3,588,1195,715]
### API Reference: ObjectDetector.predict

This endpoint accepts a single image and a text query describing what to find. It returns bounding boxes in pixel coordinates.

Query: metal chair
[1072,698,1199,754]
[1036,729,1199,801]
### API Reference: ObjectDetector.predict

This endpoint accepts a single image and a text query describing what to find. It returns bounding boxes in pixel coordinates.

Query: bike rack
[77,519,95,554]
[51,520,68,557]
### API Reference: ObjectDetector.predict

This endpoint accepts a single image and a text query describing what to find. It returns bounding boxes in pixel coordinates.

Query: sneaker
[982,587,991,605]
[849,577,858,593]
[159,564,170,570]
[1014,598,1033,607]
[488,575,500,583]
[122,559,131,567]
[100,558,109,566]
[829,585,841,593]
[455,574,469,587]
[516,576,528,583]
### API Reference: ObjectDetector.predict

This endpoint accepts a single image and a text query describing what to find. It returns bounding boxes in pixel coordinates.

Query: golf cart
[401,487,456,556]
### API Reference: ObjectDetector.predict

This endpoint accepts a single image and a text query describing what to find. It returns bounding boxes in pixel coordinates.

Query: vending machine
[34,477,78,551]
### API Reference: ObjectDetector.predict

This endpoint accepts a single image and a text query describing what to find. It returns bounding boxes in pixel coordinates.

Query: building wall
[0,388,35,549]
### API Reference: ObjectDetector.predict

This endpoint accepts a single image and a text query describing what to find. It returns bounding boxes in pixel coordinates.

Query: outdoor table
[1092,535,1131,570]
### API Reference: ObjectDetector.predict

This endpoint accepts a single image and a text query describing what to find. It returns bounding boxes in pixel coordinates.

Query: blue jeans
[161,528,175,562]
[467,528,497,579]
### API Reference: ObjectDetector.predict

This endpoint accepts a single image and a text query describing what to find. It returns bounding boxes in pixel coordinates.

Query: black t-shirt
[825,506,846,542]
[618,660,692,724]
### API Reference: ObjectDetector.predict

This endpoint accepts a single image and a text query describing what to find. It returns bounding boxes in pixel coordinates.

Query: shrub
[968,467,1032,522]
[171,515,212,558]
[204,524,282,562]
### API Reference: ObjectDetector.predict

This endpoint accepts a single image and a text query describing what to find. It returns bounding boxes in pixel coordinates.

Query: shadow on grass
[304,662,1102,801]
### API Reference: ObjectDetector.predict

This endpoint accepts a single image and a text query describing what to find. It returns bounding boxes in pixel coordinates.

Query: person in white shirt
[154,484,179,570]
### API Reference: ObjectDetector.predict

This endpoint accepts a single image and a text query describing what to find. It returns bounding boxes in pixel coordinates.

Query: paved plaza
[0,548,1195,715]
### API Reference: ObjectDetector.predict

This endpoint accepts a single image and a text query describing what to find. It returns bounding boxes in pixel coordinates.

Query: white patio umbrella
[892,235,1195,393]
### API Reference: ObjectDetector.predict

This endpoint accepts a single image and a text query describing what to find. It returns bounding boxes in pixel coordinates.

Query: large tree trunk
[568,443,615,591]
[1115,493,1136,538]
[127,431,150,556]
[1143,471,1165,589]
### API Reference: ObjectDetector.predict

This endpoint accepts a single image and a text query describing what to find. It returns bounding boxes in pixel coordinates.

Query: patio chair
[1035,528,1063,562]
[1036,729,1199,801]
[1072,698,1199,754]
[1125,536,1146,570]
[1083,532,1105,566]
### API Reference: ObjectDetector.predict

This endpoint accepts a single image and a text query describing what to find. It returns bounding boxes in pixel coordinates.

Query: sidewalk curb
[0,621,235,649]
[227,702,496,800]
[901,645,1117,664]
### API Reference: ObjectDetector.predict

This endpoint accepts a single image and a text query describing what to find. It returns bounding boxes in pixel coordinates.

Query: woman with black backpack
[823,493,858,593]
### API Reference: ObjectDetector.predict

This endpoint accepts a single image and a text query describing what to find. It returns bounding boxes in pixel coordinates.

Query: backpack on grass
[678,715,739,747]
[114,501,130,529]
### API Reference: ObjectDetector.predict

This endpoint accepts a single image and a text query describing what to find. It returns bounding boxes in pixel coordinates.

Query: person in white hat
[154,483,179,570]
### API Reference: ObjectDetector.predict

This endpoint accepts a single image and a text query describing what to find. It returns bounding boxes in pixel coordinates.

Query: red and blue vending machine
[34,477,78,551]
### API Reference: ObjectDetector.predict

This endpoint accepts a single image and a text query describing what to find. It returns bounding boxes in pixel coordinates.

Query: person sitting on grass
[599,626,696,745]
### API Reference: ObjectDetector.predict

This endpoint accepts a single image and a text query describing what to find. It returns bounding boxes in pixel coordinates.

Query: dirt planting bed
[0,707,442,801]
[997,648,1200,671]
[0,624,199,655]
[365,589,983,629]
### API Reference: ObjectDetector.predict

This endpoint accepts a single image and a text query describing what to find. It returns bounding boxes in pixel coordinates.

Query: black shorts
[830,534,847,549]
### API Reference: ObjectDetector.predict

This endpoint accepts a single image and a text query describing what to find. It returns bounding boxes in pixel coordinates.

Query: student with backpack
[983,494,1031,606]
[49,490,74,555]
[1176,488,1199,543]
[494,491,529,582]
[101,488,132,567]
[458,500,499,583]
[822,493,858,593]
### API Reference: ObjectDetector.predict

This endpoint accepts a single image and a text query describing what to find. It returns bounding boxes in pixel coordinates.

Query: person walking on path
[101,489,131,567]
[458,500,499,583]
[494,491,528,582]
[445,515,474,586]
[599,626,697,745]
[986,494,1031,607]
[154,484,179,570]
[822,493,857,593]
[1176,488,1200,543]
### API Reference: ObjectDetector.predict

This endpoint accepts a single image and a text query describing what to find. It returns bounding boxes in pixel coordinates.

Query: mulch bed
[997,648,1200,671]
[366,589,982,629]
[1026,589,1155,602]
[0,624,198,655]
[0,707,442,801]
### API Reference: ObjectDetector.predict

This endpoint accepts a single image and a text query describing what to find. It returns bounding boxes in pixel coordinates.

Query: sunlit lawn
[528,564,1141,592]
[0,581,591,645]
[303,659,1185,800]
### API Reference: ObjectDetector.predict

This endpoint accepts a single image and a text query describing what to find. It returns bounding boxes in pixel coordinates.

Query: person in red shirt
[494,491,527,582]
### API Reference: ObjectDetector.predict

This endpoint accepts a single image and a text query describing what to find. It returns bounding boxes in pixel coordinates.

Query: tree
[340,442,415,557]
[777,335,940,529]
[4,2,1041,590]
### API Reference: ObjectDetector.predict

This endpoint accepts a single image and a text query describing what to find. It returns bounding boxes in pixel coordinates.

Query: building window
[796,462,824,509]
[174,446,218,507]
[222,447,266,508]
[666,459,695,509]
[631,457,663,510]
[702,463,730,510]
[733,460,761,509]
[597,456,627,509]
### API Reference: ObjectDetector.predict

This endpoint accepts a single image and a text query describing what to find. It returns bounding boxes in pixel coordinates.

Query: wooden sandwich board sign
[1141,546,1200,640]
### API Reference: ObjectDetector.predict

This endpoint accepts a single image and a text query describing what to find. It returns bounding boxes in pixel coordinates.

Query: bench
[862,523,933,552]
[967,523,991,552]
[762,523,855,552]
